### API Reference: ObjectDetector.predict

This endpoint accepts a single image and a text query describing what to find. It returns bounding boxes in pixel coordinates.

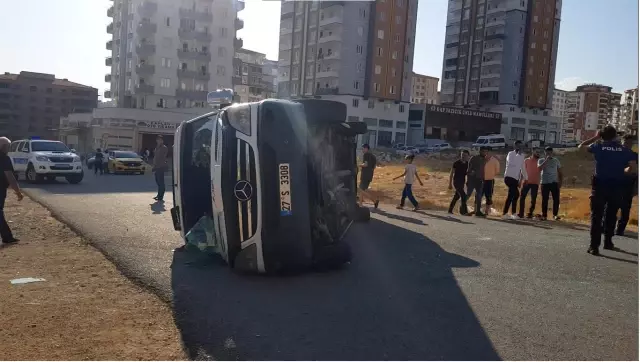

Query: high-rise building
[565,84,621,141]
[277,0,418,147]
[232,48,277,103]
[441,0,563,143]
[619,87,638,136]
[551,88,570,143]
[410,72,440,105]
[0,71,97,140]
[105,0,244,109]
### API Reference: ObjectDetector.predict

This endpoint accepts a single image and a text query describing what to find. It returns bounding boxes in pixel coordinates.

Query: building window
[512,94,516,101]
[377,47,383,56]
[377,30,384,39]
[525,95,530,101]
[217,66,226,76]
[531,42,536,49]
[374,83,380,92]
[352,99,359,107]
[389,86,396,94]
[357,62,363,72]
[395,15,401,24]
[542,44,548,51]
[166,17,170,27]
[161,57,171,68]
[368,99,375,109]
[375,65,381,74]
[379,119,393,128]
[392,51,398,59]
[533,15,538,22]
[160,78,171,88]
[218,47,226,57]
[354,81,359,89]
[399,105,405,113]
[357,26,363,36]
[356,45,363,54]
[379,12,386,21]
[29,86,37,92]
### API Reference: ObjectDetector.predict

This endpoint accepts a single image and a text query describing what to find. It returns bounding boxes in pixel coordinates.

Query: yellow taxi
[106,150,146,174]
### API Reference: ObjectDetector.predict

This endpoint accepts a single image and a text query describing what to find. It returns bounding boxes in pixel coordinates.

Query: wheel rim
[27,168,36,181]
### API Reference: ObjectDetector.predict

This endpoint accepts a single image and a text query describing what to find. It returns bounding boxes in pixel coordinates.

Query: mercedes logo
[234,180,253,202]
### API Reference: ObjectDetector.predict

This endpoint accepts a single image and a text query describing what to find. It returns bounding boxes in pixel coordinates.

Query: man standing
[616,135,638,235]
[466,147,487,217]
[358,144,380,209]
[579,125,637,256]
[0,137,22,245]
[538,147,563,220]
[518,149,541,218]
[448,150,470,215]
[482,149,501,215]
[152,135,168,202]
[502,140,528,219]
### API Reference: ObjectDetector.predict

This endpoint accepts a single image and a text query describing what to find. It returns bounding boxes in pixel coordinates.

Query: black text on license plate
[279,163,292,216]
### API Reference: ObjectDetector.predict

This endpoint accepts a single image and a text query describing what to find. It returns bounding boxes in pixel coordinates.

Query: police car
[8,138,84,184]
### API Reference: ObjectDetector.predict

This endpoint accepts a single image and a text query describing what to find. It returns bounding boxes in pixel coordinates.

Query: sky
[0,0,637,98]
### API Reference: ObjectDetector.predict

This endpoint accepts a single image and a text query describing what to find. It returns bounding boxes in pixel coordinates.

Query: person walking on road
[0,137,22,245]
[394,154,424,211]
[502,140,528,219]
[94,148,104,175]
[615,135,638,236]
[482,149,501,215]
[152,135,168,202]
[579,125,637,256]
[466,147,488,217]
[518,149,541,218]
[448,150,470,215]
[358,144,380,209]
[538,147,563,221]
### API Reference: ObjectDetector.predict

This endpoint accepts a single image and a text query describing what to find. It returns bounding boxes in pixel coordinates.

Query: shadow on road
[150,201,167,214]
[417,210,474,225]
[171,218,499,360]
[371,208,426,225]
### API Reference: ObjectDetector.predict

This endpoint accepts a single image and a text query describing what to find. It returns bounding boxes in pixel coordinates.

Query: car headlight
[73,156,81,162]
[226,106,251,136]
[35,156,49,162]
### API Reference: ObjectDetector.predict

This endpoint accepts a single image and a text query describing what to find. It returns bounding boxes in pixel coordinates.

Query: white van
[472,134,506,150]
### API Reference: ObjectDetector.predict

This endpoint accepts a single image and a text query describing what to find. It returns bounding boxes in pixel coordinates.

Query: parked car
[106,150,146,175]
[392,143,406,150]
[396,146,420,155]
[472,134,507,150]
[426,143,453,153]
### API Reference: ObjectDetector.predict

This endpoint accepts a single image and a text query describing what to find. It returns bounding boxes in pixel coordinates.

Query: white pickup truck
[8,139,83,184]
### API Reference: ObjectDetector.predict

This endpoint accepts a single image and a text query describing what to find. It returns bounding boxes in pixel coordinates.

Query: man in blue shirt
[616,135,638,236]
[579,125,637,256]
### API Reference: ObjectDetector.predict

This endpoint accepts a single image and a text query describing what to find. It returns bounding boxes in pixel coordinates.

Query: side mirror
[70,149,76,153]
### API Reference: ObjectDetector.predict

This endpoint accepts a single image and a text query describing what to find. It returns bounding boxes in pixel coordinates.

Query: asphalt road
[21,169,638,360]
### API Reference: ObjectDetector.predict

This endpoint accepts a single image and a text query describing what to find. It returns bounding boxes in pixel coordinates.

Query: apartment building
[551,88,571,143]
[232,48,277,103]
[619,87,638,135]
[277,0,418,147]
[0,71,97,140]
[105,0,244,109]
[410,72,439,104]
[565,84,621,141]
[441,0,562,143]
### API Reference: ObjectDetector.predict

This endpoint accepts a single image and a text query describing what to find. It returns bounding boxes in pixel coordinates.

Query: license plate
[55,164,71,168]
[279,163,292,216]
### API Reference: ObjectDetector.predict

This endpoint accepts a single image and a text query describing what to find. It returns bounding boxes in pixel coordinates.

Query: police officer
[578,125,637,256]
[616,135,638,235]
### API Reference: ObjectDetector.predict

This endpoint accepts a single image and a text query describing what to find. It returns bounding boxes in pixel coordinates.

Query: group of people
[357,125,638,256]
[448,140,564,221]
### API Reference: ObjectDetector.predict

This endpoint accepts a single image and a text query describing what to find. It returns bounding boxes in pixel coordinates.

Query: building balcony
[177,69,211,81]
[236,0,245,12]
[316,87,339,95]
[480,72,500,79]
[234,37,243,48]
[106,40,113,50]
[138,0,158,17]
[178,28,212,42]
[107,22,114,34]
[107,6,115,17]
[176,89,208,101]
[320,15,343,26]
[235,18,244,30]
[177,49,211,62]
[136,64,155,75]
[320,1,345,8]
[105,57,113,66]
[485,19,506,27]
[486,6,504,15]
[179,8,213,22]
[280,26,293,35]
[483,46,503,54]
[324,52,341,60]
[135,84,154,94]
[105,74,112,82]
[136,43,156,56]
[316,70,339,79]
[482,59,502,66]
[485,32,506,40]
[137,21,157,36]
[318,33,342,44]
[104,91,112,99]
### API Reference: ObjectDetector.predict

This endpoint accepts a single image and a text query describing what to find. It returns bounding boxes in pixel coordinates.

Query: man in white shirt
[502,140,528,219]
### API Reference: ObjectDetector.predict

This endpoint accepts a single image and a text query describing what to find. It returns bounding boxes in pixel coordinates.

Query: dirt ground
[0,193,186,361]
[365,149,638,227]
